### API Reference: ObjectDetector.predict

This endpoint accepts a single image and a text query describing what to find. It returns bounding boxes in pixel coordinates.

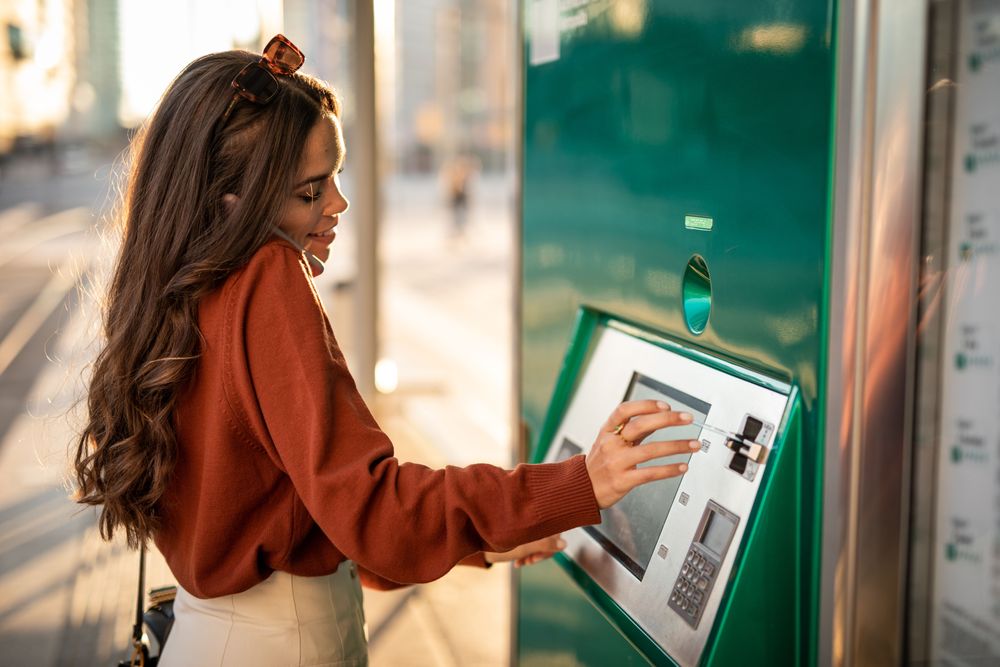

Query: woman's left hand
[484,534,567,568]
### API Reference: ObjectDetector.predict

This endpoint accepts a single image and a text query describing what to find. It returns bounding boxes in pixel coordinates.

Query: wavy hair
[74,49,340,547]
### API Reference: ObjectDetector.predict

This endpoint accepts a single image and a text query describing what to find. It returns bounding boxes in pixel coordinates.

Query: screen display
[583,373,711,580]
[699,510,737,557]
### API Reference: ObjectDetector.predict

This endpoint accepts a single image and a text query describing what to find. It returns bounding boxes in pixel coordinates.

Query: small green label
[685,215,714,232]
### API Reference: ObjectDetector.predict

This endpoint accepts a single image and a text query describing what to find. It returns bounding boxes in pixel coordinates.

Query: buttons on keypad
[668,545,722,629]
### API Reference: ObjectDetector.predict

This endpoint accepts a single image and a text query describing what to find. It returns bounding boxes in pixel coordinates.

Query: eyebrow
[294,152,346,190]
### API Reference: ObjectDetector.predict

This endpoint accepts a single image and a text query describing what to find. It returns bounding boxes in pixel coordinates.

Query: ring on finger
[612,423,633,446]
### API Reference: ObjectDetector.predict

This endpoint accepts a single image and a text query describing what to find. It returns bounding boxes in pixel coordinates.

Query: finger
[602,399,672,433]
[623,439,701,467]
[524,552,555,566]
[536,535,565,551]
[627,461,689,486]
[621,410,694,443]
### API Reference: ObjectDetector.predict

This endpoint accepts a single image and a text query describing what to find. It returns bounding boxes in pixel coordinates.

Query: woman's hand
[484,534,567,568]
[586,400,701,509]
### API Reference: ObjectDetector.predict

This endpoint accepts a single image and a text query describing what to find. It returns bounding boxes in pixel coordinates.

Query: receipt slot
[527,309,801,667]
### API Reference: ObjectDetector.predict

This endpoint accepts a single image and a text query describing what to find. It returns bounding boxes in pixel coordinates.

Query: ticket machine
[514,0,998,665]
[515,2,830,664]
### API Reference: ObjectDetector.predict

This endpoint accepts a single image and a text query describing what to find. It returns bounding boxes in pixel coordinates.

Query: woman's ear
[222,193,239,215]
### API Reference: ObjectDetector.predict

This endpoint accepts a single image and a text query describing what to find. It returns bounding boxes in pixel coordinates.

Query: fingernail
[689,440,702,450]
[679,463,688,472]
[680,412,693,422]
[557,539,567,549]
[656,401,669,409]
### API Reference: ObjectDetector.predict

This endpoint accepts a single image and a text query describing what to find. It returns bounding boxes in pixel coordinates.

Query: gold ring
[612,423,625,436]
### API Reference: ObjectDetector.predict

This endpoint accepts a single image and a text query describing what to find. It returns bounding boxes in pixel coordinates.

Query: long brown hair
[74,49,340,548]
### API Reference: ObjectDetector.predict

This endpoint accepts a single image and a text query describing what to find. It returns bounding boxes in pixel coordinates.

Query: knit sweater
[154,239,601,598]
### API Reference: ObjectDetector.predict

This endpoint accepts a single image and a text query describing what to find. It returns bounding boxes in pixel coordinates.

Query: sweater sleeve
[228,245,600,585]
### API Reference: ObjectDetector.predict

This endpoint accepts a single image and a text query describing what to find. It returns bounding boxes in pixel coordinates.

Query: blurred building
[283,0,351,93]
[117,0,281,127]
[395,0,511,173]
[0,0,86,155]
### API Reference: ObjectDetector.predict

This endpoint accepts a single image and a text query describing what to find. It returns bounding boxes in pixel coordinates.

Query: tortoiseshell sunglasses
[220,34,305,124]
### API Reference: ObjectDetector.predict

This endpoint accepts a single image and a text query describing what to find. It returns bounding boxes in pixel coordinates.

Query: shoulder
[242,238,311,281]
[218,238,328,333]
[228,239,315,300]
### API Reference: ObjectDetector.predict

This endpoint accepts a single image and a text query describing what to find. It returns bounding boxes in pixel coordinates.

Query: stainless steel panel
[823,0,928,665]
[821,0,877,661]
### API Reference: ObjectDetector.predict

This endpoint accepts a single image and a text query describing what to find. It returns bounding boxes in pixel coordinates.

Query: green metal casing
[517,2,837,665]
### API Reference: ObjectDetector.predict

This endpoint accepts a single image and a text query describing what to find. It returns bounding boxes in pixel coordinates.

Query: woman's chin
[306,244,331,265]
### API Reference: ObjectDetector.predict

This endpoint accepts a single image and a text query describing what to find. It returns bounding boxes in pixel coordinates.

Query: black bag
[117,545,176,667]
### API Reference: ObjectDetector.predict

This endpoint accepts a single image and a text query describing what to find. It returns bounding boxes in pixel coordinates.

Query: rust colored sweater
[154,240,600,598]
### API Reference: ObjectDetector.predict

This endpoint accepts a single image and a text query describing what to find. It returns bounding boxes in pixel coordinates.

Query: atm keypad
[668,546,721,628]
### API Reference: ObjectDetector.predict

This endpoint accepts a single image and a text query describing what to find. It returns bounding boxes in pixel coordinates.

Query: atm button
[682,564,690,576]
[697,577,709,591]
[686,551,696,564]
[704,562,715,576]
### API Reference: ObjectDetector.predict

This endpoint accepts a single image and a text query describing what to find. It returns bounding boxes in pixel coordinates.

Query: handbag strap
[130,543,147,666]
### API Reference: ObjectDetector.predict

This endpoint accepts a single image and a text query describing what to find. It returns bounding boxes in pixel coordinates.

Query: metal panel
[820,0,927,664]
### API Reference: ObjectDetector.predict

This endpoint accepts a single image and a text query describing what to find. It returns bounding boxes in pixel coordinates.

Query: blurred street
[0,148,516,666]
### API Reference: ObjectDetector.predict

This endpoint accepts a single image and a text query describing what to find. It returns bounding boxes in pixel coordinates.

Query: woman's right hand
[585,400,702,509]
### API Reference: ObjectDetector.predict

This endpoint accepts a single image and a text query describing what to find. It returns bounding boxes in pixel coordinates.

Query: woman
[73,36,699,666]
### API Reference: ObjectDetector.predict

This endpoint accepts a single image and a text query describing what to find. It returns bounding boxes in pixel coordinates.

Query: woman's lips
[307,226,336,244]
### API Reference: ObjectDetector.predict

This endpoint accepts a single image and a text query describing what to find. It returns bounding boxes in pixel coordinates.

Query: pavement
[0,148,518,666]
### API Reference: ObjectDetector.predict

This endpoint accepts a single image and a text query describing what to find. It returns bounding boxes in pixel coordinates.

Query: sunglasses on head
[220,34,305,125]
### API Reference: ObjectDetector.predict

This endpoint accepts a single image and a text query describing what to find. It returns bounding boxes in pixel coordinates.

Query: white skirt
[158,562,368,667]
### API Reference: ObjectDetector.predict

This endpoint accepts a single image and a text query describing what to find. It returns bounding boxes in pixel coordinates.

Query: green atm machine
[513,0,981,665]
[512,0,1000,667]
[515,2,830,663]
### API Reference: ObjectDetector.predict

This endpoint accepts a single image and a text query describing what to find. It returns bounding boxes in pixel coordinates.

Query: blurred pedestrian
[444,154,476,237]
[72,35,699,667]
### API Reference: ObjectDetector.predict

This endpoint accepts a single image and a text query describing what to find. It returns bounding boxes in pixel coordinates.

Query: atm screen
[698,509,737,557]
[556,373,711,580]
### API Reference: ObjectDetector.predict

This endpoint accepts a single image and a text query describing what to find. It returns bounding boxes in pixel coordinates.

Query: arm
[229,246,601,586]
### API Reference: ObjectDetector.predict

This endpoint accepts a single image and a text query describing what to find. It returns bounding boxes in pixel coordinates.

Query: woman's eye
[299,192,323,203]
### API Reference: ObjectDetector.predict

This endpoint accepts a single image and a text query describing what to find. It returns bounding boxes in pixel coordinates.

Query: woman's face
[277,114,349,265]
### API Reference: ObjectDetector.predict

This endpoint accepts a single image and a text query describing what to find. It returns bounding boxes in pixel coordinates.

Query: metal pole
[350,0,380,401]
[509,3,526,665]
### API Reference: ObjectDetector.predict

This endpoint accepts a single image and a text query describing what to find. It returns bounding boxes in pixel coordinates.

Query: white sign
[932,1,1000,663]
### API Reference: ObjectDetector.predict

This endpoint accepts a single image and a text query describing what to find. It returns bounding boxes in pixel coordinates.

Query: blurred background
[0,1,520,665]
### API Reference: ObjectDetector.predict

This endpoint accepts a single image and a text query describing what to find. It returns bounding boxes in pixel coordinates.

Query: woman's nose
[326,191,349,217]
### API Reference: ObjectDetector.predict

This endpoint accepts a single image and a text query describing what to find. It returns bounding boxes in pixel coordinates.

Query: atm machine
[527,309,804,666]
[515,0,999,665]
